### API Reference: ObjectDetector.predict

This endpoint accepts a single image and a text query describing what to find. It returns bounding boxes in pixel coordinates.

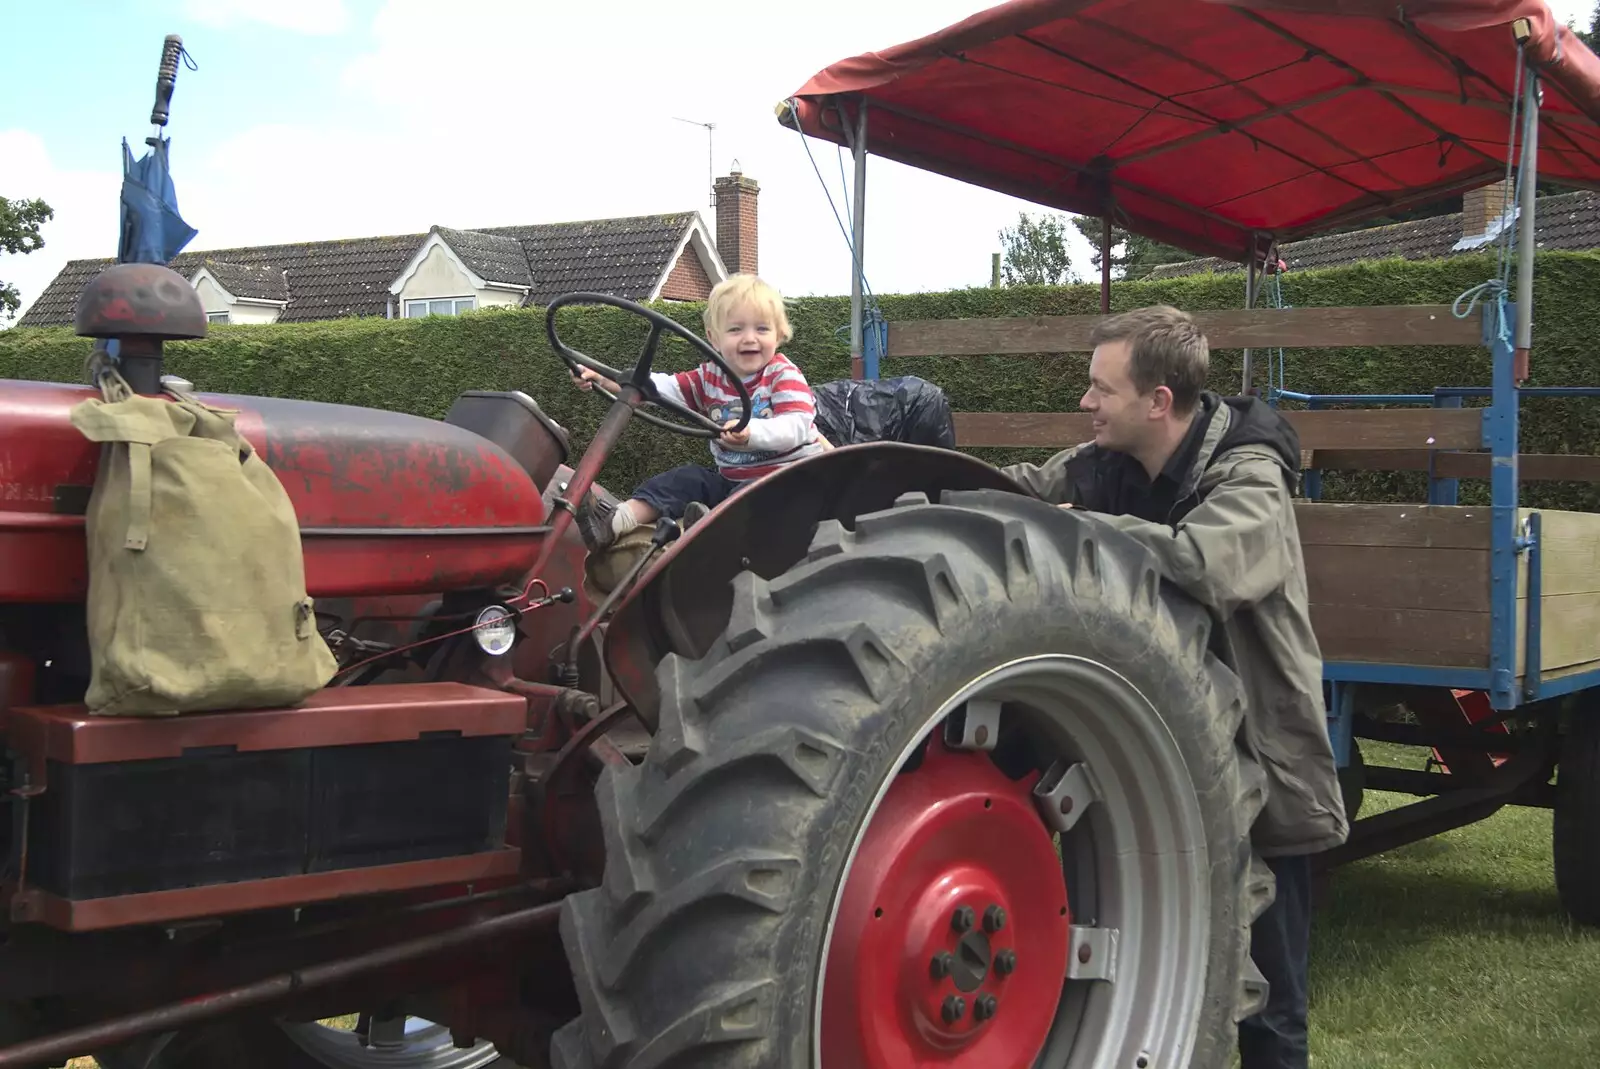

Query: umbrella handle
[150,34,184,128]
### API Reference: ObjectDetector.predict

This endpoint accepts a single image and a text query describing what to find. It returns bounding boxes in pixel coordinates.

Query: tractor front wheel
[552,489,1274,1069]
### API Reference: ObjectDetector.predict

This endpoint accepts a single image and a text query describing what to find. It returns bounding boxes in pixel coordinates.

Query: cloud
[183,0,351,36]
[0,131,121,326]
[4,0,1105,323]
[329,0,1095,298]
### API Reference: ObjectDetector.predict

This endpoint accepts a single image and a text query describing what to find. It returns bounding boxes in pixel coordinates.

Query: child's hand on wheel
[720,420,750,447]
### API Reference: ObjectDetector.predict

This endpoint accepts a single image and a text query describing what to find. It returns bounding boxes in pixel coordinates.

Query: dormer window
[403,296,476,318]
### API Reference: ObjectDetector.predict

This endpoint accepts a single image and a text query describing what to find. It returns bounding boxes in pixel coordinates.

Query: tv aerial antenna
[673,116,716,210]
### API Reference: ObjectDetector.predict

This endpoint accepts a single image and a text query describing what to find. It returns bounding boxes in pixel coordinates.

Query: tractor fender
[602,442,1027,725]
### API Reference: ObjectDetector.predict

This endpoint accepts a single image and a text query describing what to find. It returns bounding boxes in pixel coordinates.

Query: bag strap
[123,441,153,551]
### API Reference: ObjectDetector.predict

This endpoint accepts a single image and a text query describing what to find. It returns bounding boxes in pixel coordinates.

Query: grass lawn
[1308,741,1600,1069]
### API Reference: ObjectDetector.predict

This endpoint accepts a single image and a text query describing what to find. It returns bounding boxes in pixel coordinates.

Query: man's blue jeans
[1239,853,1312,1069]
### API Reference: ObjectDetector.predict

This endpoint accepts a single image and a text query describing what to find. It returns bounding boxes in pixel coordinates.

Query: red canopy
[782,0,1600,261]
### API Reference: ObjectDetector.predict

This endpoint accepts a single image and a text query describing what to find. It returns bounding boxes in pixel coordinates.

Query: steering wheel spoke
[546,292,753,440]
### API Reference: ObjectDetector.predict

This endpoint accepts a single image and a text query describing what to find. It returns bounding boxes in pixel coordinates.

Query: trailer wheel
[552,490,1273,1069]
[1554,697,1600,927]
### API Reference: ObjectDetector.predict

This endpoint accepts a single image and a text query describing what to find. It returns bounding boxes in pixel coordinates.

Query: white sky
[3,0,1595,324]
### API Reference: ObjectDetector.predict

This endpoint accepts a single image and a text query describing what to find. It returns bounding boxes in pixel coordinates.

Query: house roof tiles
[17,212,711,327]
[1148,190,1600,279]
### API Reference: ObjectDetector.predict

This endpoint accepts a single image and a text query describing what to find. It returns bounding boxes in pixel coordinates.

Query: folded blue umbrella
[117,134,196,266]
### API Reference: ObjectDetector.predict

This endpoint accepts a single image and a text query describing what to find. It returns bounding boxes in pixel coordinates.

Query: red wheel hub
[820,733,1071,1067]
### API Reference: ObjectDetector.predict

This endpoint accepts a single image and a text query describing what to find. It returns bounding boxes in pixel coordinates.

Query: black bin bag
[811,375,957,449]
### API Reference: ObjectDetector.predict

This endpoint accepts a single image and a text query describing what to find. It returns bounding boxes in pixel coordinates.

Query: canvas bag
[69,369,338,716]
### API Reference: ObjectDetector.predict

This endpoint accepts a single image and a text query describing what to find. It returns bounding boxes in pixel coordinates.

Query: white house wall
[227,303,283,325]
[397,243,525,311]
[193,275,232,314]
[400,244,475,301]
[192,274,283,324]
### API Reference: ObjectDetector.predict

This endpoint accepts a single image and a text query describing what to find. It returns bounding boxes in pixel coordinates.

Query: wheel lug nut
[941,995,966,1023]
[983,904,1007,933]
[974,993,999,1022]
[995,949,1017,976]
[951,905,975,932]
[930,952,953,979]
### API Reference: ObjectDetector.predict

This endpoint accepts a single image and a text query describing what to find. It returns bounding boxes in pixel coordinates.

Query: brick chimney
[1463,178,1512,238]
[714,164,759,276]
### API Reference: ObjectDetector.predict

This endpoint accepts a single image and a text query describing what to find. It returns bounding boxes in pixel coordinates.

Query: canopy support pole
[1513,77,1538,380]
[1241,237,1260,395]
[849,101,868,379]
[1100,217,1112,314]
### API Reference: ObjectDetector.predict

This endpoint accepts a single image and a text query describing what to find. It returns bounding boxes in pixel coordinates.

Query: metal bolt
[930,952,953,980]
[941,996,966,1023]
[983,904,1007,933]
[1078,942,1093,965]
[973,993,999,1022]
[974,724,990,746]
[994,949,1017,976]
[1059,795,1075,815]
[951,905,975,932]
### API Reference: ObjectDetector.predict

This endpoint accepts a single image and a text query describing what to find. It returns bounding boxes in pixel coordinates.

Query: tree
[1,195,54,322]
[1069,216,1193,281]
[1574,3,1599,47]
[998,211,1075,286]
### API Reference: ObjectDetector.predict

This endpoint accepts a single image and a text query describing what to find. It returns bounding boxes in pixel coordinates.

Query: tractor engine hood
[0,379,552,603]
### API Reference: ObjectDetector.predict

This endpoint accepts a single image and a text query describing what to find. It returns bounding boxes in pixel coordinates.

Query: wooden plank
[1293,503,1491,550]
[1307,449,1600,482]
[1515,592,1600,674]
[1289,409,1481,450]
[889,304,1481,357]
[1516,508,1600,599]
[955,407,1482,451]
[1309,604,1489,668]
[1303,545,1489,612]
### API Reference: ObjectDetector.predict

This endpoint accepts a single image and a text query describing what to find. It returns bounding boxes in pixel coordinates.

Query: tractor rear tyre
[1554,695,1600,927]
[552,489,1274,1069]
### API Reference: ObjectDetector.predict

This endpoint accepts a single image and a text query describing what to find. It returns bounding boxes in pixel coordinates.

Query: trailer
[779,0,1600,922]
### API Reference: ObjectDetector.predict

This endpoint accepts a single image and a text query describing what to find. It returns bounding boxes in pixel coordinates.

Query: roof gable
[191,259,290,303]
[482,212,701,306]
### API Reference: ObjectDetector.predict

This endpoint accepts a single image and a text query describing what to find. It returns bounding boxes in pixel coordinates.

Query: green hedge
[3,251,1597,511]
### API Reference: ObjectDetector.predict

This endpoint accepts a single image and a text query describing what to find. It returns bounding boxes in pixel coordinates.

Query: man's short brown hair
[1089,304,1209,415]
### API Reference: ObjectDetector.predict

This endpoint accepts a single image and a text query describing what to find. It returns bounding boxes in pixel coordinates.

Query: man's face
[1080,339,1160,453]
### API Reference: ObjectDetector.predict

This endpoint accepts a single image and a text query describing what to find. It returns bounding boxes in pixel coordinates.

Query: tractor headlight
[473,605,517,656]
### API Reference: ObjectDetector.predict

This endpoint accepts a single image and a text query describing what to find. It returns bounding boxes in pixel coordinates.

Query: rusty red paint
[6,681,524,772]
[7,850,524,933]
[0,381,552,602]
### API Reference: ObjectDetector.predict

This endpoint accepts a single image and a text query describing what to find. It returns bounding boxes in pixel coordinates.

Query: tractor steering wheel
[545,292,752,439]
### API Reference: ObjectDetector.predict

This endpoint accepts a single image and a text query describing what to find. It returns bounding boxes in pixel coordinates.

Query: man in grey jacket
[1000,304,1349,1069]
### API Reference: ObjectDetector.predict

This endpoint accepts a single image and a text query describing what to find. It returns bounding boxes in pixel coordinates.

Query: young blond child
[570,274,827,550]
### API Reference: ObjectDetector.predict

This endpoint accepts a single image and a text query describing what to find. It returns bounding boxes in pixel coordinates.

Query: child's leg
[575,466,723,550]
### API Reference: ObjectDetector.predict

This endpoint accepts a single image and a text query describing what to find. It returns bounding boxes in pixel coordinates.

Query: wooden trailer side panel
[1296,503,1600,677]
[1295,503,1491,669]
[1515,508,1600,678]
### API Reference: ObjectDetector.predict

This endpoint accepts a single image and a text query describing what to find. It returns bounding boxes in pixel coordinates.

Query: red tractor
[0,265,1268,1069]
